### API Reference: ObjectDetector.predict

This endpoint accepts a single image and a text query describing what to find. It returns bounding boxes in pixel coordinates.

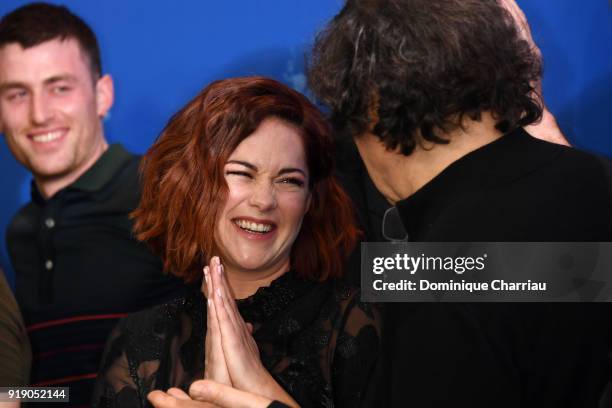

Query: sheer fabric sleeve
[91,311,167,408]
[331,291,382,408]
[91,324,143,407]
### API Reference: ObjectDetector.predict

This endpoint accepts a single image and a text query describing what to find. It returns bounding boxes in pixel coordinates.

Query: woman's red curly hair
[132,76,359,283]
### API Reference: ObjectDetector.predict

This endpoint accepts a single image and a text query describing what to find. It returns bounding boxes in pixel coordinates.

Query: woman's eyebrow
[226,160,257,170]
[278,168,307,177]
[227,161,306,177]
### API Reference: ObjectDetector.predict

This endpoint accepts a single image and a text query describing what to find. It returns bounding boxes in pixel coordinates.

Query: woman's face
[214,117,311,276]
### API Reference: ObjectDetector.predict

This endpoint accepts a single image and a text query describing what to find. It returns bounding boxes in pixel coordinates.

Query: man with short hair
[0,3,186,404]
[309,0,612,406]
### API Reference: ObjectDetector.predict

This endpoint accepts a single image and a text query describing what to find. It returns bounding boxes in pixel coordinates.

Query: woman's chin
[226,254,270,272]
[223,251,289,276]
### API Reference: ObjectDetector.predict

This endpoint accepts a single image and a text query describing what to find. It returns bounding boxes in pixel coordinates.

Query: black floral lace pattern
[92,272,380,408]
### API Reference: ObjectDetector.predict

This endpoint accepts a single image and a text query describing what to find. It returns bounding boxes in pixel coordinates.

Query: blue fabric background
[0,0,610,286]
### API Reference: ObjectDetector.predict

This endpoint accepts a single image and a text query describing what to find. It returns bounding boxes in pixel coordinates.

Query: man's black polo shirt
[6,144,187,405]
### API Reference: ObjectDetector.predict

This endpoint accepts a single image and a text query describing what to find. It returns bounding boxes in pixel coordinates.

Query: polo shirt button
[45,218,55,228]
[45,260,54,270]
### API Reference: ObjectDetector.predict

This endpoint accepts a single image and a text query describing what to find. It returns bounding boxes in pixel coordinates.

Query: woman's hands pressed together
[148,256,297,408]
[203,258,231,386]
[204,256,297,407]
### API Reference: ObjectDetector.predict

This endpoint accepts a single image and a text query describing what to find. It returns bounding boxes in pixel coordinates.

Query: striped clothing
[8,145,188,407]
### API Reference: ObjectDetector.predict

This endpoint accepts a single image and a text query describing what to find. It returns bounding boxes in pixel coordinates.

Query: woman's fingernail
[204,273,209,284]
[216,288,222,298]
[204,266,209,276]
[207,298,211,307]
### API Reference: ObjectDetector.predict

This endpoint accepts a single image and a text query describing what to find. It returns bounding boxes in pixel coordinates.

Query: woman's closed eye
[226,170,305,187]
[277,177,305,187]
[226,170,253,179]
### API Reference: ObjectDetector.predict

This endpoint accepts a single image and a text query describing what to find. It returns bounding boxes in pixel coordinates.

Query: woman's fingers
[148,390,216,408]
[167,388,191,400]
[204,267,214,362]
[200,266,208,296]
[212,271,236,340]
[147,390,174,406]
[217,261,242,319]
[205,266,217,333]
[210,257,241,331]
[207,262,232,345]
[205,267,213,337]
[203,266,211,298]
[204,264,232,384]
[213,257,252,335]
[190,380,272,408]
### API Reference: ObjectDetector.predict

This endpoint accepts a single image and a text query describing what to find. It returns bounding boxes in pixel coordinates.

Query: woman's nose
[248,181,277,211]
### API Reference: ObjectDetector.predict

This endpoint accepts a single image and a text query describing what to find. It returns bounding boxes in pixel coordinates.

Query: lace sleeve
[331,291,382,408]
[91,308,169,408]
[91,324,144,408]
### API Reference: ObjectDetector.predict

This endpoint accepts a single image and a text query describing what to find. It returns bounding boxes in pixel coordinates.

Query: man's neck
[355,112,503,204]
[36,139,109,199]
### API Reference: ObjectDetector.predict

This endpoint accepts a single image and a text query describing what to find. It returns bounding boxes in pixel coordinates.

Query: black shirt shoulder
[395,131,612,241]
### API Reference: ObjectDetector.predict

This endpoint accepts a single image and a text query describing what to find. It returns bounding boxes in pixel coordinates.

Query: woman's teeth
[235,219,272,233]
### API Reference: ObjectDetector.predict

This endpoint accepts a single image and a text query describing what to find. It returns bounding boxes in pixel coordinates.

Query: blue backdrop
[1,0,611,286]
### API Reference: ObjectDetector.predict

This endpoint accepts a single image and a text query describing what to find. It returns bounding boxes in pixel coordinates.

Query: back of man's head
[308,0,543,155]
[0,2,101,80]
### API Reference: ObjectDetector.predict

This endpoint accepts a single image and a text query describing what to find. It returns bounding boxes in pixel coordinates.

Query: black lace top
[92,272,381,407]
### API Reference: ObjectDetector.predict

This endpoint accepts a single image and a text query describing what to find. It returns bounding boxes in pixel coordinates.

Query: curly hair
[132,77,359,282]
[308,0,543,155]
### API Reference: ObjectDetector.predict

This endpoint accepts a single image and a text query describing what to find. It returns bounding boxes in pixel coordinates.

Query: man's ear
[0,107,6,134]
[0,105,5,134]
[95,74,114,118]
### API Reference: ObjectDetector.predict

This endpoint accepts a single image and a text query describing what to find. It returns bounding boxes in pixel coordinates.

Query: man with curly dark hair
[308,0,612,406]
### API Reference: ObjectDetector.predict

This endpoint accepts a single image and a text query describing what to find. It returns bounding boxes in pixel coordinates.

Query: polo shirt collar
[31,144,132,203]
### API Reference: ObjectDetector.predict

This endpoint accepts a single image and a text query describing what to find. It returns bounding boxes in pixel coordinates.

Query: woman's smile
[232,217,277,240]
[214,117,311,276]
